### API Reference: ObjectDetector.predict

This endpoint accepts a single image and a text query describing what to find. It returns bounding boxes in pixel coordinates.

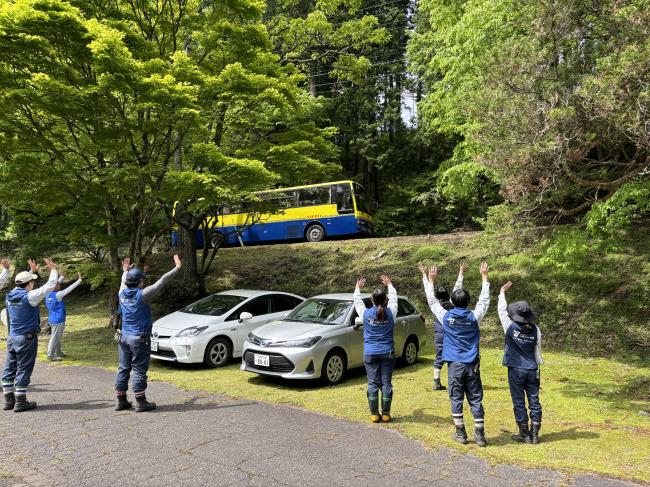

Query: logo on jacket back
[513,329,535,343]
[447,317,474,328]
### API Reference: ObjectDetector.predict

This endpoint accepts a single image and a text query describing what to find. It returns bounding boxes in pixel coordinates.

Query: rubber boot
[511,423,530,443]
[13,395,37,412]
[452,425,468,444]
[432,378,446,391]
[368,392,380,423]
[114,394,133,411]
[474,427,487,447]
[381,392,392,423]
[3,392,15,411]
[530,422,541,444]
[134,394,156,413]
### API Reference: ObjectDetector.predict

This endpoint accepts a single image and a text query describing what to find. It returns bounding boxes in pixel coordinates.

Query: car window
[226,296,270,321]
[270,294,303,313]
[397,299,416,317]
[286,298,353,325]
[181,294,247,316]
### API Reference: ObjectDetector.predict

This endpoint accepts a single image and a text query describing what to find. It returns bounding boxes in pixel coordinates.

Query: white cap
[15,271,38,285]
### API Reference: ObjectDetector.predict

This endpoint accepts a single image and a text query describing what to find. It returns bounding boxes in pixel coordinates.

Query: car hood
[252,320,331,340]
[152,311,221,332]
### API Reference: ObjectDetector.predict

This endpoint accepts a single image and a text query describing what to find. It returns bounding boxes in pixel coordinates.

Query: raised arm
[56,273,83,302]
[141,255,182,303]
[535,328,544,365]
[453,261,468,292]
[353,278,367,319]
[418,263,447,323]
[27,259,59,306]
[119,257,131,293]
[380,275,398,318]
[0,259,10,289]
[497,282,513,333]
[472,262,491,323]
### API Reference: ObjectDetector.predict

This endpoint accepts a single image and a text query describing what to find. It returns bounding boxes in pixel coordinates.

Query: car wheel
[321,350,346,385]
[203,337,231,368]
[402,337,418,366]
[305,224,325,243]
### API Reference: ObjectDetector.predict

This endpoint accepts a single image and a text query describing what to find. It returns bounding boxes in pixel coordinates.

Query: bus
[172,180,373,247]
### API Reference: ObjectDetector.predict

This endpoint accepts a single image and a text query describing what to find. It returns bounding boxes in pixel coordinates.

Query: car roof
[310,293,412,301]
[215,289,304,299]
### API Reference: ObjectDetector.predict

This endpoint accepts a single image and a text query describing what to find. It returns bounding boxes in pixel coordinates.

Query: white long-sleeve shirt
[353,283,398,319]
[120,267,180,304]
[498,292,543,365]
[28,269,59,306]
[424,276,490,325]
[53,278,82,301]
[0,268,9,290]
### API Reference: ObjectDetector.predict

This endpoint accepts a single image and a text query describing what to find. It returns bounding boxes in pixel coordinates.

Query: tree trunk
[178,224,203,299]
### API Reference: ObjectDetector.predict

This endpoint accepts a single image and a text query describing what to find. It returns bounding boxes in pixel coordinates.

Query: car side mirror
[281,311,290,318]
[239,312,253,323]
[353,316,363,330]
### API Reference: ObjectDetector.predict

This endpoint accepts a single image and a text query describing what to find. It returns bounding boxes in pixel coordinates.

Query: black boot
[511,423,530,443]
[452,425,468,444]
[13,394,37,412]
[530,422,541,444]
[368,392,380,423]
[134,394,156,412]
[474,427,487,447]
[3,392,15,411]
[114,395,133,411]
[381,392,392,422]
[433,378,446,391]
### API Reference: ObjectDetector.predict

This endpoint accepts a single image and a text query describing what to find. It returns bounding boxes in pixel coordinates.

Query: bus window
[333,183,354,214]
[297,186,331,207]
[353,183,371,214]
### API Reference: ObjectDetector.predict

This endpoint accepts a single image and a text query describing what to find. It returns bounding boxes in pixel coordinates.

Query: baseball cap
[15,271,39,285]
[126,268,145,284]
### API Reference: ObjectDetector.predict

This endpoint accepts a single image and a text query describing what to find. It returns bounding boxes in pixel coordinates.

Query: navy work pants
[2,333,39,391]
[364,353,394,396]
[447,360,484,419]
[507,367,542,424]
[115,334,151,394]
[433,331,445,370]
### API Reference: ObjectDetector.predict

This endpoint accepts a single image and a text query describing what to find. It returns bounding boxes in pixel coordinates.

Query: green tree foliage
[410,0,650,227]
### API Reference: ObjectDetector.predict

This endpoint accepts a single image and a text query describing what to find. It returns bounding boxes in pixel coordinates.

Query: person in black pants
[498,281,544,444]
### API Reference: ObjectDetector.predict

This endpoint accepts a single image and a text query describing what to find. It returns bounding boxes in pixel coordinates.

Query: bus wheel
[306,224,325,242]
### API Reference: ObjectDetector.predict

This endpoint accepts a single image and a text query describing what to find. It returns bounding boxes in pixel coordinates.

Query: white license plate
[254,353,270,367]
[150,340,158,352]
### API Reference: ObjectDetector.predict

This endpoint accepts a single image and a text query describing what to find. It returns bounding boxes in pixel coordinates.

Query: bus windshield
[353,183,372,214]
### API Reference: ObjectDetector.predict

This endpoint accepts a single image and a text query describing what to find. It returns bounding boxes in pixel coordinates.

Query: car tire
[203,337,232,368]
[401,337,418,366]
[321,349,346,385]
[305,223,325,243]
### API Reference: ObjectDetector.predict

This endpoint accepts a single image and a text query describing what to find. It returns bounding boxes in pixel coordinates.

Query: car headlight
[265,336,322,348]
[175,326,209,337]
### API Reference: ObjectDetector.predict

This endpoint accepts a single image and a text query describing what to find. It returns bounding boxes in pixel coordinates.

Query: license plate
[254,353,269,367]
[150,340,158,352]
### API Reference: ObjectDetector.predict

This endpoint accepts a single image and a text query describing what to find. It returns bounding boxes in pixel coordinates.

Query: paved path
[0,361,642,487]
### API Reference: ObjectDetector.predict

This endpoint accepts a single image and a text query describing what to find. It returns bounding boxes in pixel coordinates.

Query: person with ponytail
[354,275,398,423]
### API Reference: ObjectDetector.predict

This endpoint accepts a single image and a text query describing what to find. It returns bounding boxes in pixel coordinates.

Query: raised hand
[380,275,392,286]
[356,277,366,289]
[480,261,489,281]
[173,254,182,268]
[1,259,10,269]
[43,258,57,270]
[501,281,512,293]
[428,265,438,283]
[459,261,469,274]
[28,259,38,273]
[122,257,131,272]
[417,261,427,276]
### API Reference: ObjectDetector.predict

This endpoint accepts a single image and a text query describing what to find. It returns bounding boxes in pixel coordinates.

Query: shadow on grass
[406,408,449,425]
[558,376,650,409]
[488,427,600,446]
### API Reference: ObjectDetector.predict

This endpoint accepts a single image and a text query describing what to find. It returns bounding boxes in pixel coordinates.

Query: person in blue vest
[115,255,181,412]
[45,272,83,361]
[498,281,543,444]
[354,275,398,423]
[2,258,59,412]
[424,262,491,447]
[419,261,468,391]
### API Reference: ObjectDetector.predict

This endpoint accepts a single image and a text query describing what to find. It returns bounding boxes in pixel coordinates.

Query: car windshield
[286,298,352,325]
[181,294,246,316]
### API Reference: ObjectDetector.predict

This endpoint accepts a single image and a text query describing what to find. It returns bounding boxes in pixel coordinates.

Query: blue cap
[126,268,145,282]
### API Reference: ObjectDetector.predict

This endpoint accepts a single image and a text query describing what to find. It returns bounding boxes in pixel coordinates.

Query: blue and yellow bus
[172,180,373,247]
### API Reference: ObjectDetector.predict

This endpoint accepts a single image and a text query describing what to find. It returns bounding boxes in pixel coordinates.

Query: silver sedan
[241,293,427,385]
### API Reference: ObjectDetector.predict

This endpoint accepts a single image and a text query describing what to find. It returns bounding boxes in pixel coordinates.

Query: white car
[150,290,305,367]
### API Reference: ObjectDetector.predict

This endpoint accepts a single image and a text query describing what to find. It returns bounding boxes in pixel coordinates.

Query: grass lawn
[18,292,650,483]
